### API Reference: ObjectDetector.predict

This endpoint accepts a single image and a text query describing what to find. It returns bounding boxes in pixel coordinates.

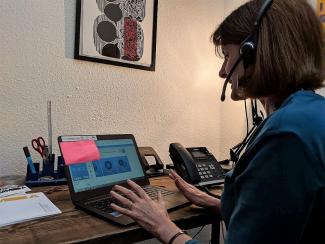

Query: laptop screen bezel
[58,134,150,202]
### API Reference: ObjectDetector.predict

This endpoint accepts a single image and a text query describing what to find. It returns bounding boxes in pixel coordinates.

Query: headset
[220,0,273,102]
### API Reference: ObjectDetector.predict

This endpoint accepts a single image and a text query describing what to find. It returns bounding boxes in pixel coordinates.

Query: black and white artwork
[75,0,158,71]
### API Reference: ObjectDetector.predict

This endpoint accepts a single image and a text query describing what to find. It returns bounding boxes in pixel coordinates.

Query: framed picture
[316,0,325,29]
[75,0,158,71]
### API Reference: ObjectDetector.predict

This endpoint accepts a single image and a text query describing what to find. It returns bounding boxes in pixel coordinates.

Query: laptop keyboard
[142,185,174,199]
[85,185,174,213]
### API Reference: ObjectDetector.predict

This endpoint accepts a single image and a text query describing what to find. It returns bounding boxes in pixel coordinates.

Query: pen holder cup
[26,162,40,181]
[42,156,55,177]
[57,156,66,179]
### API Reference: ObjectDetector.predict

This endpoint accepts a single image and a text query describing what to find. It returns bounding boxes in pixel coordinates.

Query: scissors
[31,136,46,158]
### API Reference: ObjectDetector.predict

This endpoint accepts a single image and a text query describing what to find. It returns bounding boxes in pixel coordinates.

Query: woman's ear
[243,63,255,79]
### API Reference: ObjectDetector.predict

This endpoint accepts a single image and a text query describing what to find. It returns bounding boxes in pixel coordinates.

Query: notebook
[58,134,190,225]
[0,192,61,227]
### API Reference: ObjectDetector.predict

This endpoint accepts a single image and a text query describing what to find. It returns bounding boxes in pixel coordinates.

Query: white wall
[1,0,323,179]
[0,0,247,177]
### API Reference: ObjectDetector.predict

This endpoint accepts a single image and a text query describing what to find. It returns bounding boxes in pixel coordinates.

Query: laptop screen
[67,138,145,193]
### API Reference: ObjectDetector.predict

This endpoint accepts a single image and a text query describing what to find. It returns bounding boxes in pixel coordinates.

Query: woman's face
[219,44,246,101]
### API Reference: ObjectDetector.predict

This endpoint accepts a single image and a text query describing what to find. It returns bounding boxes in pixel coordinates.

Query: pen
[44,145,49,159]
[23,146,37,174]
[47,100,52,155]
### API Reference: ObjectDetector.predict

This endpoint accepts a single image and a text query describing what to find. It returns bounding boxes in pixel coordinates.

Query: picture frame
[75,0,158,71]
[316,0,325,30]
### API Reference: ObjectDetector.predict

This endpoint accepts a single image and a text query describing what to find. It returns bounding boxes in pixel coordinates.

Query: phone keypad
[186,147,225,185]
[196,162,224,182]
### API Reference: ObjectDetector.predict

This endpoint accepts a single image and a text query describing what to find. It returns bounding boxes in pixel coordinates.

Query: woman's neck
[259,96,279,116]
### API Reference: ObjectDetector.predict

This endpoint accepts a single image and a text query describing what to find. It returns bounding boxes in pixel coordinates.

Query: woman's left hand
[110,179,181,241]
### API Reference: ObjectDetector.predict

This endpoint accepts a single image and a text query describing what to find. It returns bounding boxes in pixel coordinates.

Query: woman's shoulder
[264,91,325,136]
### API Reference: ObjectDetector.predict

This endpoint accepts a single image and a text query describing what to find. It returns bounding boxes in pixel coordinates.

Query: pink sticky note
[59,140,100,165]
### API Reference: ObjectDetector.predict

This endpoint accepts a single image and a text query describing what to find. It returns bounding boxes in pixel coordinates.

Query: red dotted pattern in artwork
[124,17,138,61]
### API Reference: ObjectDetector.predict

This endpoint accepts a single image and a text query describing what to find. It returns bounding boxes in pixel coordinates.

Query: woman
[110,0,325,243]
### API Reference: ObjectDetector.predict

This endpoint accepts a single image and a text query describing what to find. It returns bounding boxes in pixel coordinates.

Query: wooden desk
[0,176,223,244]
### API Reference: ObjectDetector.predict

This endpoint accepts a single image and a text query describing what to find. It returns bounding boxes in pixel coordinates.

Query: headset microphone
[220,54,243,102]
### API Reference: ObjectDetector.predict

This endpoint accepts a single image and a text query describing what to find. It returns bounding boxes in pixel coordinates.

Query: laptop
[58,134,190,225]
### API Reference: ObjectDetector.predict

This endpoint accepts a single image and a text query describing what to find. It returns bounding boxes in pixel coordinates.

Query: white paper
[0,185,31,198]
[0,192,61,227]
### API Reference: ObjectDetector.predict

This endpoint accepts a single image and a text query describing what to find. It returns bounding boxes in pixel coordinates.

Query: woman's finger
[110,203,137,219]
[169,170,183,182]
[168,170,193,191]
[173,175,190,188]
[174,179,191,192]
[112,184,140,203]
[157,191,165,208]
[127,179,150,199]
[175,178,199,197]
[170,170,182,179]
[170,170,188,184]
[110,190,134,208]
[168,170,177,180]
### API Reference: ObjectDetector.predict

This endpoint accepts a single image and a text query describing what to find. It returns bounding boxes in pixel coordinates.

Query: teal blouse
[186,91,325,244]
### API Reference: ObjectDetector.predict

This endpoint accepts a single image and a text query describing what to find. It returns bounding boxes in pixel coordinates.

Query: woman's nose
[219,62,227,79]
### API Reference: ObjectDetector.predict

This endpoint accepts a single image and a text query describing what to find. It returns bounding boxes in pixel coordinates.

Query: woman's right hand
[169,170,220,213]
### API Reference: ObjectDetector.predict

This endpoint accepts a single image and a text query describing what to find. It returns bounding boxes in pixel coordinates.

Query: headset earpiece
[240,33,257,68]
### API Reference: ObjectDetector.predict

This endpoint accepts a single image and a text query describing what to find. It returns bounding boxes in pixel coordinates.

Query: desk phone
[169,143,225,186]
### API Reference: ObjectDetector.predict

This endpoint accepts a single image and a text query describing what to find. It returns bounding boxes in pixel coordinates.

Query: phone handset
[138,146,164,177]
[169,143,201,184]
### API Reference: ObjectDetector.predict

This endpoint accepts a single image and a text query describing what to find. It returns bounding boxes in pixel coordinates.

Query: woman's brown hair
[212,0,325,98]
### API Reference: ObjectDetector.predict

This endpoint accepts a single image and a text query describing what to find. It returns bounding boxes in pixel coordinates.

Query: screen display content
[69,139,145,193]
[191,151,207,158]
